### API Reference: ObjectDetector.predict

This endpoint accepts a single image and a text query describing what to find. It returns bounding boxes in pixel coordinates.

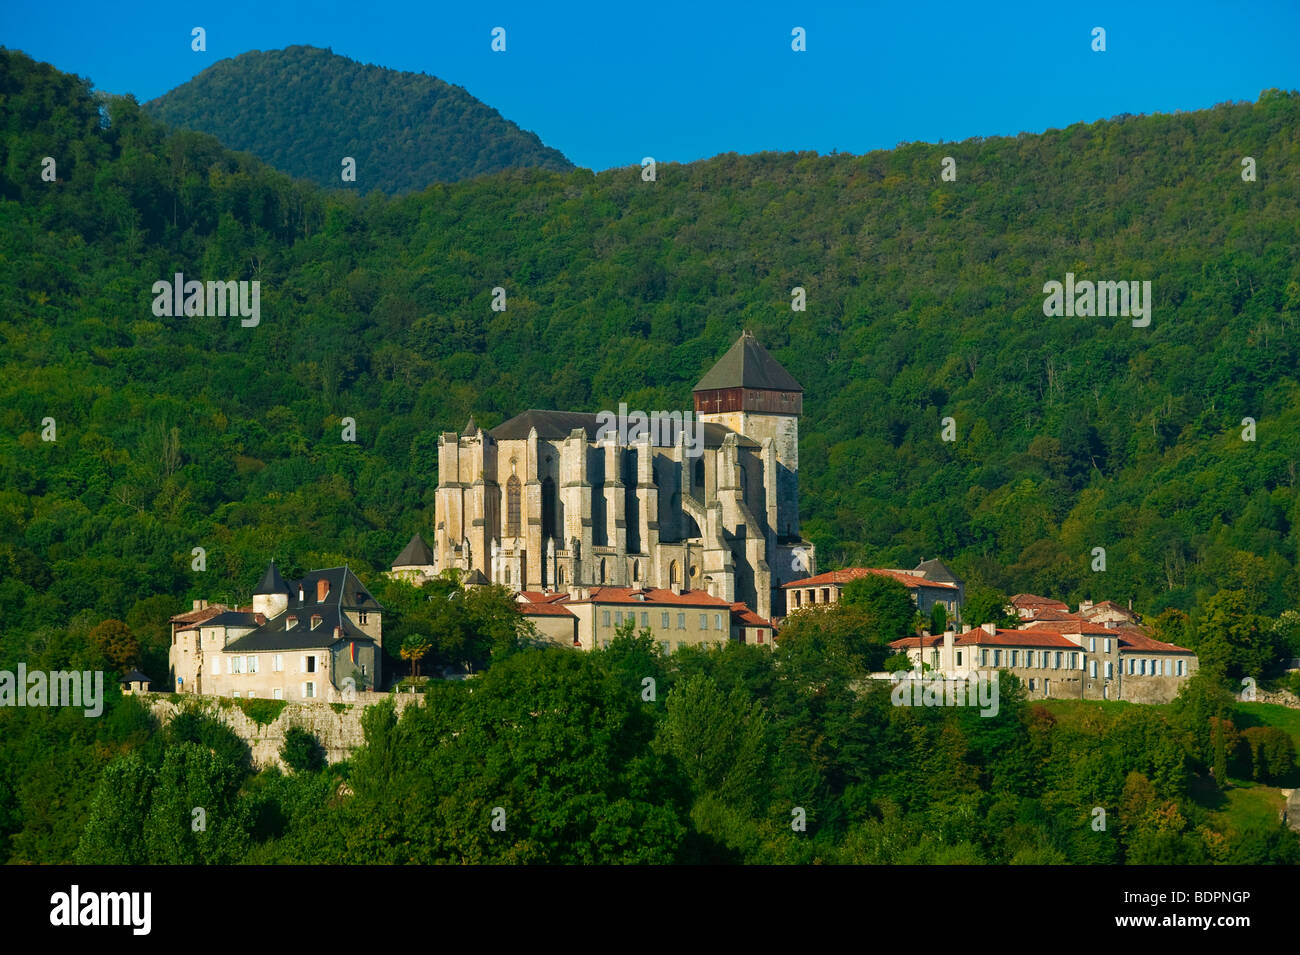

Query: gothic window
[693,457,705,493]
[599,558,607,583]
[506,475,521,538]
[558,566,567,587]
[669,561,680,585]
[541,477,556,541]
[632,560,641,582]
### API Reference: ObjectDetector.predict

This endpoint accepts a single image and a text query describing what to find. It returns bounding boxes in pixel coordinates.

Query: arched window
[669,560,680,585]
[693,457,705,493]
[506,475,521,538]
[599,558,607,583]
[558,566,567,587]
[505,565,512,586]
[632,559,641,582]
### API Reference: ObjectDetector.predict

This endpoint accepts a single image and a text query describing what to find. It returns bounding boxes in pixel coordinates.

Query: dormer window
[286,616,297,630]
[311,614,322,630]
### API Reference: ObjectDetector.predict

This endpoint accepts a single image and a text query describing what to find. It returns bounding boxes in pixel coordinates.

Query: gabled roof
[693,331,802,393]
[489,410,759,448]
[461,569,489,586]
[119,670,152,684]
[914,558,961,584]
[393,533,435,567]
[254,561,290,595]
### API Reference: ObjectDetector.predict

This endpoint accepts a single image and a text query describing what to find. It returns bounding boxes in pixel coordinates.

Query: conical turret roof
[254,560,290,595]
[393,533,435,567]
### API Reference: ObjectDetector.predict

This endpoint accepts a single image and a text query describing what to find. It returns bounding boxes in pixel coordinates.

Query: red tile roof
[891,629,1081,649]
[1115,625,1192,654]
[1021,608,1085,623]
[567,587,736,608]
[730,603,774,628]
[519,602,577,618]
[782,568,957,590]
[517,590,570,604]
[1021,619,1114,635]
[169,605,229,627]
[1083,600,1136,616]
[1010,594,1070,610]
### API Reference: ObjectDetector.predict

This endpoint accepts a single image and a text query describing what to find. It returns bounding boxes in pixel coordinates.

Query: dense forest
[1,48,1299,863]
[8,598,1300,865]
[144,46,574,194]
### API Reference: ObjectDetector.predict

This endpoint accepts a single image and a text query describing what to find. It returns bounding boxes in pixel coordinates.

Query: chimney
[961,623,972,634]
[334,626,342,639]
[317,579,330,602]
[298,585,304,602]
[981,622,996,636]
[193,599,202,611]
[670,582,682,595]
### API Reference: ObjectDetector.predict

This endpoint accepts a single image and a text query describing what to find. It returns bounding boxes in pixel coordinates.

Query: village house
[169,562,384,702]
[890,604,1198,704]
[781,560,964,621]
[513,586,775,652]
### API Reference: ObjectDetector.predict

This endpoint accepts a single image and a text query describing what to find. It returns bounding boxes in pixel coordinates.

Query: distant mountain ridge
[145,45,573,193]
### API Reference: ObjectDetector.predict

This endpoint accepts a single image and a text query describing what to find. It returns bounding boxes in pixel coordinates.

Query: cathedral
[403,332,815,620]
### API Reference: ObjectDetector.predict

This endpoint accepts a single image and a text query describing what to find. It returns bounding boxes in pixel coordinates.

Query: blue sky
[3,0,1298,171]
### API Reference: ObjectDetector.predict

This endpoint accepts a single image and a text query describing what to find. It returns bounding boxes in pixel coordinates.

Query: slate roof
[222,566,383,653]
[201,611,264,628]
[254,560,290,595]
[119,670,152,685]
[692,331,803,393]
[914,558,962,584]
[223,602,374,652]
[489,410,759,448]
[393,533,435,567]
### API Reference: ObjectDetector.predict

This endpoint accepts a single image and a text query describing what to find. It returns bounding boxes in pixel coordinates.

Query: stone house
[169,562,385,702]
[781,563,963,620]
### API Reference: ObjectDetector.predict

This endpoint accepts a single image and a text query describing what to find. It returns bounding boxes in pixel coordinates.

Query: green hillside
[2,47,1299,674]
[1,48,1299,865]
[144,45,573,193]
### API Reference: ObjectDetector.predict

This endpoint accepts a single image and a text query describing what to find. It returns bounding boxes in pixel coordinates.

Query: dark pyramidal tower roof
[254,560,290,595]
[393,533,436,567]
[692,330,802,393]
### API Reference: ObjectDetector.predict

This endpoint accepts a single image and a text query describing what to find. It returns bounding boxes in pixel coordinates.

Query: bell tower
[692,330,803,539]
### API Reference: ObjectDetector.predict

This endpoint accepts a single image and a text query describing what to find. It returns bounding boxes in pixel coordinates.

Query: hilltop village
[167,333,1197,705]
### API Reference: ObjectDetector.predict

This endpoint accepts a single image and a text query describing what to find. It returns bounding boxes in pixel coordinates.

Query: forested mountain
[143,45,573,193]
[2,47,1299,867]
[4,47,1298,657]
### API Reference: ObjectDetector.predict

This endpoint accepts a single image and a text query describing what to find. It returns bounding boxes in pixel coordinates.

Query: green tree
[280,727,327,774]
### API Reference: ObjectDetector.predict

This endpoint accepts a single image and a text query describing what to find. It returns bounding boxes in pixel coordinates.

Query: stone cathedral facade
[418,332,815,620]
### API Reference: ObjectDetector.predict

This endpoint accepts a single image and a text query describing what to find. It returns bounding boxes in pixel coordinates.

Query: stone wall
[143,692,421,771]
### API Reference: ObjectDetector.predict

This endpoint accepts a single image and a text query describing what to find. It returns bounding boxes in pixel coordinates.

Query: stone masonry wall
[144,691,422,771]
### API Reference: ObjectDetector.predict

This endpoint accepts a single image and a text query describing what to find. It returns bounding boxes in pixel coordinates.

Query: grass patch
[1233,702,1300,749]
[235,697,288,726]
